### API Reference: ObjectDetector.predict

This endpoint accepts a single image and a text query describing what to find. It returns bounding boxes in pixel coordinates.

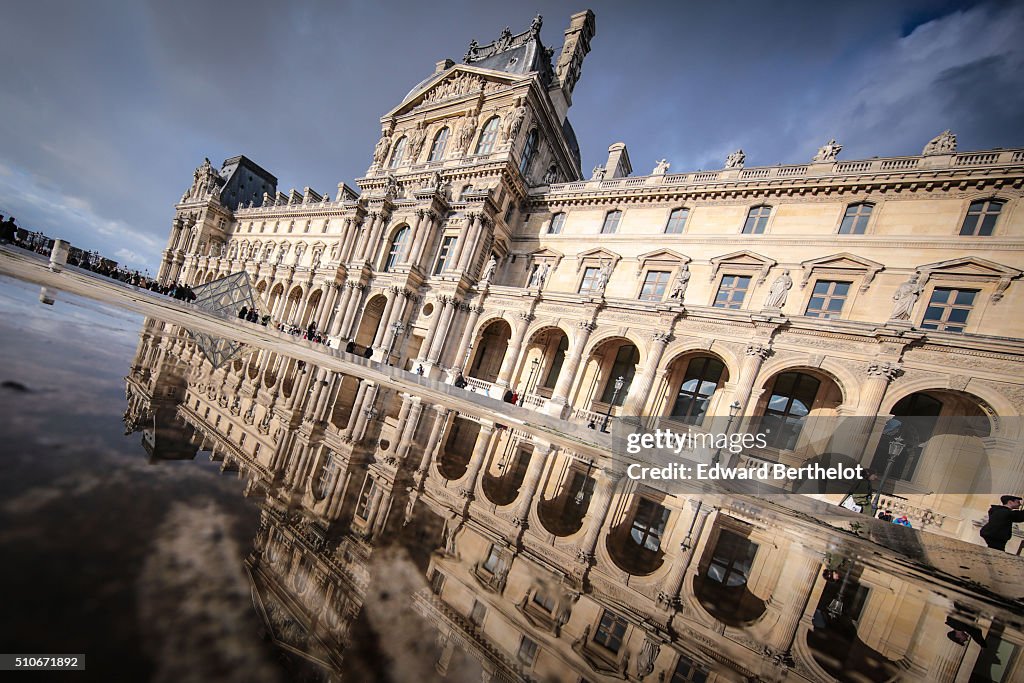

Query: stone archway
[468,319,511,383]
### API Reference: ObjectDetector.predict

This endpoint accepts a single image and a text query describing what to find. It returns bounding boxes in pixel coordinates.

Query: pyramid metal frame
[187,271,260,369]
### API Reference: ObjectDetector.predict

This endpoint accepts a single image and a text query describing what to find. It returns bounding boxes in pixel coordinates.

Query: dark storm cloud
[1,0,1021,272]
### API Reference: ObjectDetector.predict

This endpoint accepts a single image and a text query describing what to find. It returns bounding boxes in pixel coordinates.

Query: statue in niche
[528,262,549,288]
[813,139,843,162]
[481,256,497,283]
[503,98,527,143]
[595,261,612,291]
[408,123,427,161]
[763,270,793,308]
[668,265,690,300]
[219,244,226,258]
[725,149,746,169]
[591,166,606,181]
[652,159,670,175]
[890,275,923,320]
[456,117,477,154]
[542,165,558,184]
[923,130,957,156]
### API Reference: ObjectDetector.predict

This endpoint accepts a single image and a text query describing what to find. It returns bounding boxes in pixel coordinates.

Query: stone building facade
[146,12,1024,680]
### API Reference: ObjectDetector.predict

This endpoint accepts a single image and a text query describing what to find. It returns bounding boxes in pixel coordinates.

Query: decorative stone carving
[407,123,427,161]
[867,361,902,382]
[813,139,842,162]
[746,343,772,360]
[889,275,922,321]
[503,98,528,144]
[636,638,660,678]
[763,269,793,308]
[590,166,606,181]
[668,265,690,300]
[455,116,477,154]
[652,159,670,175]
[528,262,549,288]
[923,130,957,156]
[542,164,559,184]
[480,256,497,283]
[373,128,392,166]
[725,149,746,169]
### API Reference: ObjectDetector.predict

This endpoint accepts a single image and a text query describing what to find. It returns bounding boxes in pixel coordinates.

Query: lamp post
[385,321,405,365]
[519,356,541,406]
[574,458,594,505]
[827,560,854,619]
[601,376,625,433]
[712,400,743,465]
[871,434,905,515]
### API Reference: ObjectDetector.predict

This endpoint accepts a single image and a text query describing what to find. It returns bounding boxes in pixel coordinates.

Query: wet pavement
[1,247,1023,683]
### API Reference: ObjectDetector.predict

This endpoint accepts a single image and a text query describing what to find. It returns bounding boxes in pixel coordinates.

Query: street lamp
[574,458,594,505]
[827,561,853,619]
[601,376,625,433]
[871,434,905,515]
[519,356,541,406]
[712,400,743,465]
[385,321,405,365]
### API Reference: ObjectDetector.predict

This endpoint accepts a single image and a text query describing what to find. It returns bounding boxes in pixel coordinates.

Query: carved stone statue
[219,244,226,258]
[652,159,670,175]
[590,165,606,181]
[463,40,479,63]
[456,117,477,154]
[890,275,923,320]
[813,139,842,162]
[668,265,690,300]
[481,256,497,283]
[408,123,427,161]
[528,262,549,288]
[764,269,793,308]
[373,129,392,166]
[595,262,612,291]
[923,130,957,156]
[504,99,527,143]
[725,149,746,169]
[542,165,558,184]
[383,174,400,200]
[530,14,543,35]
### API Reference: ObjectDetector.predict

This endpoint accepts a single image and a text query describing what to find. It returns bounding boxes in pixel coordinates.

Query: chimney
[605,143,631,179]
[555,10,596,105]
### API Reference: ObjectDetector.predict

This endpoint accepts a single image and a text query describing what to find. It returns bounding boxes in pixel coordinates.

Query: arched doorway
[573,337,640,423]
[517,327,569,403]
[353,294,387,350]
[468,319,511,383]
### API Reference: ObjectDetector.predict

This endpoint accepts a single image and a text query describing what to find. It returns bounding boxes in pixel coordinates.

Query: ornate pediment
[575,247,621,273]
[918,256,1021,303]
[636,249,690,276]
[799,252,884,291]
[388,66,518,118]
[528,247,563,268]
[709,250,776,284]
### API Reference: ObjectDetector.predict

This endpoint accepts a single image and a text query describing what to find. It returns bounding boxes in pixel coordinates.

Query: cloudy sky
[1,0,1022,273]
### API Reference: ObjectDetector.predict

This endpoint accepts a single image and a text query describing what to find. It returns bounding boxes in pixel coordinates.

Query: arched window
[761,372,820,450]
[665,208,689,234]
[600,344,639,405]
[630,498,669,551]
[960,198,1004,236]
[870,392,943,481]
[384,226,409,271]
[742,205,772,234]
[389,137,407,169]
[839,202,873,234]
[427,127,449,162]
[475,117,501,155]
[519,129,538,175]
[542,336,569,389]
[601,210,622,234]
[671,357,725,424]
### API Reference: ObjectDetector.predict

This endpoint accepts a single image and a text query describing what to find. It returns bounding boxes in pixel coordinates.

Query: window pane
[813,281,830,294]
[946,308,969,323]
[980,214,997,236]
[959,214,979,236]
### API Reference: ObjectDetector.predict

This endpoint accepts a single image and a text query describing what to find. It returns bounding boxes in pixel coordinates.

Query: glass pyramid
[187,272,259,369]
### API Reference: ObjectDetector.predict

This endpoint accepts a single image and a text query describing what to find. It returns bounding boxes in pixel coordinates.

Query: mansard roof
[461,15,554,85]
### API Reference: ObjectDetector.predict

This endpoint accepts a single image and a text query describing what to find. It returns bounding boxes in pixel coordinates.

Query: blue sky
[1,0,1022,273]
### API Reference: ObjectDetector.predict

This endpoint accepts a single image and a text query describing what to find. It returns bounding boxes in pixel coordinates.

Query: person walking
[980,495,1024,551]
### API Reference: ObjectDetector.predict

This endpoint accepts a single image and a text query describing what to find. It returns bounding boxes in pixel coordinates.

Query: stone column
[733,343,772,415]
[372,289,398,348]
[352,383,380,442]
[356,211,380,261]
[416,406,451,483]
[545,321,596,417]
[409,210,437,267]
[623,331,672,416]
[381,287,408,352]
[329,283,354,336]
[769,544,823,653]
[459,214,489,273]
[511,441,553,525]
[657,500,713,608]
[396,399,424,461]
[340,283,365,340]
[494,312,534,390]
[427,298,460,364]
[288,364,315,409]
[853,361,902,461]
[405,210,425,266]
[343,381,369,438]
[338,217,357,262]
[577,468,624,562]
[451,304,483,370]
[450,212,477,272]
[420,295,449,360]
[458,423,495,499]
[316,283,339,331]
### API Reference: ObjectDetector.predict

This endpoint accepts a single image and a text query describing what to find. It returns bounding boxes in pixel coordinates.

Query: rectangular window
[482,545,502,574]
[639,270,671,301]
[601,210,622,234]
[469,599,486,626]
[355,475,376,520]
[517,636,539,665]
[804,280,851,319]
[960,199,1003,236]
[429,569,445,595]
[665,208,689,234]
[670,656,708,683]
[714,275,751,309]
[548,213,566,234]
[920,287,977,332]
[532,587,556,613]
[742,206,771,234]
[838,204,873,234]
[593,610,628,653]
[707,530,758,587]
[433,236,457,275]
[579,266,601,293]
[253,443,261,457]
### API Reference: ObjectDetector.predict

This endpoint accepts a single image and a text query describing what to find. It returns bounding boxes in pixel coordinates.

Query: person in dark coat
[980,495,1024,551]
[238,306,248,319]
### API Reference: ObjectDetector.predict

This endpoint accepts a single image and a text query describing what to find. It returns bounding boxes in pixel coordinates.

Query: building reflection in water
[123,317,1024,683]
